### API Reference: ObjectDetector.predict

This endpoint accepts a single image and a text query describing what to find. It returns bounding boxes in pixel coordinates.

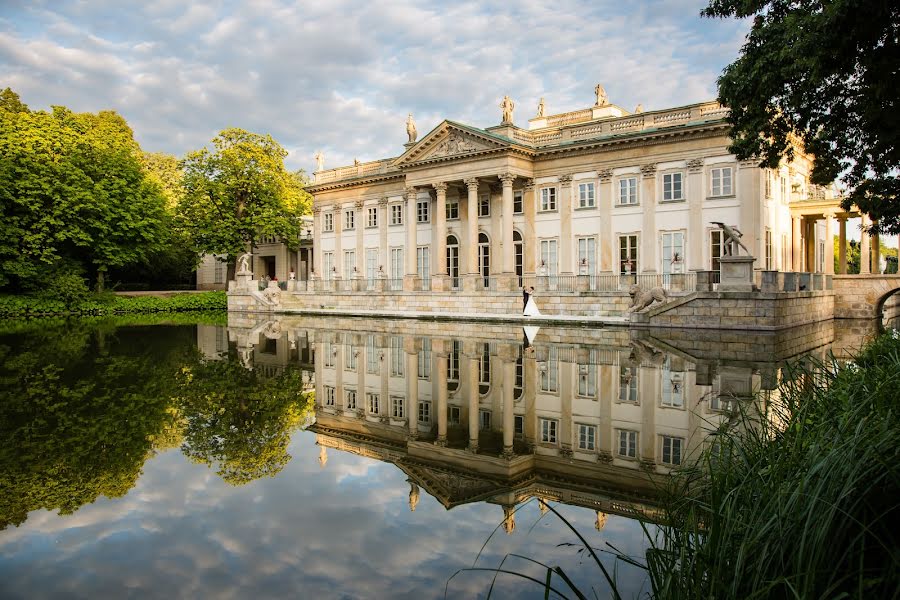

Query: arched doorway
[478,232,490,289]
[446,234,460,289]
[514,230,523,287]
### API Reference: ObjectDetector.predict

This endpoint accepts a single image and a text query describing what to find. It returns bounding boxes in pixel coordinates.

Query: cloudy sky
[1,0,750,174]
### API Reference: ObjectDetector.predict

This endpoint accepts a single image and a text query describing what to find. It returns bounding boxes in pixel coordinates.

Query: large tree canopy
[0,90,170,290]
[177,128,311,268]
[703,0,899,233]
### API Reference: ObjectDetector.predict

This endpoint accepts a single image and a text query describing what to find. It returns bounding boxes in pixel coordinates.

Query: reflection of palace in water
[205,316,846,528]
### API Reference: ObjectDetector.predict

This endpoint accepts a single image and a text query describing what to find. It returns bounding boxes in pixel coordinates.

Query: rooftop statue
[406,113,417,143]
[634,103,643,113]
[595,83,608,107]
[500,95,515,124]
[314,151,324,172]
[537,97,545,118]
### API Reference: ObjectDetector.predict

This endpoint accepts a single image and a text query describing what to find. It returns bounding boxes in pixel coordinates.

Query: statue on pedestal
[500,95,515,124]
[594,83,608,107]
[237,252,252,275]
[406,113,417,143]
[712,222,752,256]
[314,151,325,172]
[536,97,545,118]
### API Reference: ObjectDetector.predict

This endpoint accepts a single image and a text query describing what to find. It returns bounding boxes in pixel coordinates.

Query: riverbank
[0,291,226,318]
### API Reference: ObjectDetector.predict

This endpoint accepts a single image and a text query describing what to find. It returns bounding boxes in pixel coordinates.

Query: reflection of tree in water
[0,319,313,530]
[176,358,313,486]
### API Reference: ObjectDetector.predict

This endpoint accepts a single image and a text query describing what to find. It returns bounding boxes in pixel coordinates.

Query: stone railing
[527,101,729,148]
[545,108,595,127]
[314,158,399,184]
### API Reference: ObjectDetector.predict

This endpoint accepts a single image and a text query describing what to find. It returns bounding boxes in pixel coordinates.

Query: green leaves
[705,0,900,233]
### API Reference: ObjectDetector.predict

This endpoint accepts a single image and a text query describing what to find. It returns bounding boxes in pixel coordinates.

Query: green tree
[177,128,311,278]
[703,0,899,233]
[0,99,170,290]
[176,355,312,486]
[0,87,28,114]
[834,236,860,274]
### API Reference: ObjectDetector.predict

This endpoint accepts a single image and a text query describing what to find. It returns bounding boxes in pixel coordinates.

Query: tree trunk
[95,268,106,293]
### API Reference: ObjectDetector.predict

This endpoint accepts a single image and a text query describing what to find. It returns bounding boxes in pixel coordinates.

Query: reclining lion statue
[626,284,667,312]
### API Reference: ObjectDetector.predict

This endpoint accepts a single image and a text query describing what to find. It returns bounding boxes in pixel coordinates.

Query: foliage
[0,291,226,317]
[0,97,170,291]
[703,0,900,233]
[176,357,313,485]
[177,128,312,269]
[641,332,900,598]
[835,237,861,274]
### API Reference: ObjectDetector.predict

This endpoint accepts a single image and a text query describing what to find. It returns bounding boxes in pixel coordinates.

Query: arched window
[478,232,490,288]
[446,234,460,289]
[513,230,523,287]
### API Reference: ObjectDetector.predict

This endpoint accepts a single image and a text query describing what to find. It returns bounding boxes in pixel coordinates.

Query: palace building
[305,87,843,294]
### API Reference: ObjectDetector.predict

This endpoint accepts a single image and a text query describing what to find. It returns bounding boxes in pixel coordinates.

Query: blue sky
[1,0,750,173]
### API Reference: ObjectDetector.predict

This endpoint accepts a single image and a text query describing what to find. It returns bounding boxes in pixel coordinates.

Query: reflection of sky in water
[0,428,650,599]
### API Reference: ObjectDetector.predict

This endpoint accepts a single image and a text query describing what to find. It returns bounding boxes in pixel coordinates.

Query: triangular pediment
[396,460,504,508]
[394,121,511,168]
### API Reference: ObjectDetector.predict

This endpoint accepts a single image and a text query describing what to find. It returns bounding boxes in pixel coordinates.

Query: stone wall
[832,274,900,319]
[882,291,900,324]
[635,291,834,331]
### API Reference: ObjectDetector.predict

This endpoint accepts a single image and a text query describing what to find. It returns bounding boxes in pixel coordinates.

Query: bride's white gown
[523,296,541,317]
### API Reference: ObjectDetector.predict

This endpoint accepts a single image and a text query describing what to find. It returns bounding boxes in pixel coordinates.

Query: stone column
[824,212,835,275]
[559,360,573,457]
[523,179,536,276]
[312,206,323,277]
[872,223,881,274]
[738,161,761,258]
[378,197,388,277]
[792,216,802,271]
[357,343,366,418]
[838,216,848,274]
[598,169,614,274]
[500,344,517,459]
[405,187,418,289]
[464,341,480,452]
[806,219,816,272]
[640,164,658,273]
[435,341,448,447]
[559,174,574,275]
[500,173,516,277]
[405,338,419,439]
[687,159,705,271]
[465,178,480,279]
[433,182,448,290]
[334,203,343,279]
[860,215,871,274]
[334,336,344,412]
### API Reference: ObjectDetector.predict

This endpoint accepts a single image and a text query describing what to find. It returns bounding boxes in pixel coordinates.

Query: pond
[0,315,871,599]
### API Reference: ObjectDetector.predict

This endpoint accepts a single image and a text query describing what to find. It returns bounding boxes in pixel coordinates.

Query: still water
[0,315,869,599]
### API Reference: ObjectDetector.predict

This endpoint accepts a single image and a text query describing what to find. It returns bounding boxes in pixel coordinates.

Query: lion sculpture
[261,285,282,305]
[626,284,667,313]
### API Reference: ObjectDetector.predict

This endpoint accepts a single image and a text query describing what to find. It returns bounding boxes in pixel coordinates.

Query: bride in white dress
[523,287,541,317]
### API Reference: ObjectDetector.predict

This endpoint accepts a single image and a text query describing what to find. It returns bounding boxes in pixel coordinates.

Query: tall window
[343,250,355,278]
[661,357,684,408]
[710,166,733,196]
[416,246,430,281]
[344,209,355,230]
[391,204,403,225]
[366,249,378,285]
[390,336,404,377]
[578,182,595,208]
[417,338,431,380]
[446,201,459,220]
[390,247,403,280]
[478,233,490,286]
[765,229,773,270]
[478,342,491,395]
[345,344,357,372]
[478,194,490,217]
[540,347,559,392]
[514,230,523,286]
[618,430,638,458]
[710,230,723,271]
[764,170,772,198]
[418,401,431,424]
[323,212,334,232]
[540,418,558,444]
[448,342,460,383]
[213,258,225,284]
[417,199,429,223]
[540,239,558,275]
[577,237,596,273]
[323,251,334,280]
[391,396,404,419]
[662,172,683,201]
[661,231,685,276]
[345,388,357,410]
[619,366,639,403]
[366,207,377,228]
[479,410,492,430]
[540,187,556,211]
[446,235,460,289]
[578,424,596,450]
[366,335,379,374]
[578,363,597,397]
[619,234,639,274]
[367,392,380,414]
[780,176,788,203]
[618,177,637,205]
[513,190,523,214]
[324,386,335,407]
[323,342,335,368]
[661,436,683,465]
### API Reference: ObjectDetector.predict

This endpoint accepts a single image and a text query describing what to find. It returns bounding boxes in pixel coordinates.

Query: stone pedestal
[233,272,256,292]
[717,256,756,292]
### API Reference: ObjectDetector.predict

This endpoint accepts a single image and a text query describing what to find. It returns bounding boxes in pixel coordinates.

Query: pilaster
[597,169,614,274]
[523,179,536,275]
[686,159,704,271]
[559,174,574,275]
[500,172,516,274]
[640,163,657,273]
[355,199,364,277]
[465,178,480,275]
[378,197,388,276]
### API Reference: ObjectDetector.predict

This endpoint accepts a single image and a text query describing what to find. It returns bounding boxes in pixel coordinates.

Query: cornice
[307,171,405,193]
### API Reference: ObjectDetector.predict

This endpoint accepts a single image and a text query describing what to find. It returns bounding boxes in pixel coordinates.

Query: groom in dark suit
[522,286,530,311]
